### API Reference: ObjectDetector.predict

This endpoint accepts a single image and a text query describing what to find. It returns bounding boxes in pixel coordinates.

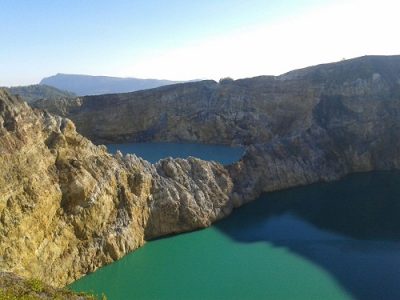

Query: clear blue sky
[1,0,398,86]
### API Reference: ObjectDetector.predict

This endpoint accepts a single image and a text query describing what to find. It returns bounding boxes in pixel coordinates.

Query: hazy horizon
[1,0,399,86]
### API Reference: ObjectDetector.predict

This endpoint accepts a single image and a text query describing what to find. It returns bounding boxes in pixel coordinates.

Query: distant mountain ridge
[40,73,185,96]
[6,84,76,102]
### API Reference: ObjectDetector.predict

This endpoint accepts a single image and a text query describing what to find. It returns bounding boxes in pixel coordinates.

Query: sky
[1,0,399,86]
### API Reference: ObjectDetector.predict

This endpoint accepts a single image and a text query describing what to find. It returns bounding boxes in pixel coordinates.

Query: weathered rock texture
[32,78,320,145]
[32,56,400,148]
[33,55,400,202]
[0,89,233,287]
[2,55,400,289]
[229,56,400,202]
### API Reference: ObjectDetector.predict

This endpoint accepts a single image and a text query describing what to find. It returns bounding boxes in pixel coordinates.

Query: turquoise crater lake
[70,143,400,300]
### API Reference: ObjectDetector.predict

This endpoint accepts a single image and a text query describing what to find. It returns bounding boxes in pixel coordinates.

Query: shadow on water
[215,171,400,300]
[74,143,400,299]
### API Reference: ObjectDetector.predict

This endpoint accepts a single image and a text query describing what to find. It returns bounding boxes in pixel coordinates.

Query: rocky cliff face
[32,79,319,145]
[3,55,400,289]
[32,55,400,202]
[230,56,400,202]
[33,56,400,148]
[0,89,233,287]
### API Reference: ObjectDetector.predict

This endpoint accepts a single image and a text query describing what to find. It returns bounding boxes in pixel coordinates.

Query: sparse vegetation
[0,272,104,300]
[25,279,44,293]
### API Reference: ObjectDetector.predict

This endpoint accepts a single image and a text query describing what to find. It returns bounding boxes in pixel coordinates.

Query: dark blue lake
[106,142,244,165]
[71,143,400,300]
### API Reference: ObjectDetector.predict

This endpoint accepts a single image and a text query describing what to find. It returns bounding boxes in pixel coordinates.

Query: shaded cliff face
[31,55,400,201]
[33,79,319,145]
[32,56,400,148]
[229,57,400,201]
[0,89,233,287]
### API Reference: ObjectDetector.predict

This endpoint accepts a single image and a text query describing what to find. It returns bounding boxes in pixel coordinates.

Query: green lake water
[70,143,400,300]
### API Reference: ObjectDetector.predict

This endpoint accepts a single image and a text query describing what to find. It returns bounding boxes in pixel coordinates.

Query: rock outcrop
[33,78,317,145]
[0,89,233,287]
[2,55,400,290]
[32,55,400,202]
[230,56,400,202]
[32,55,400,148]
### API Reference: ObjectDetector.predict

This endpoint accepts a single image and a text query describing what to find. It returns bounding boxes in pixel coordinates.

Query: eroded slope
[0,89,233,287]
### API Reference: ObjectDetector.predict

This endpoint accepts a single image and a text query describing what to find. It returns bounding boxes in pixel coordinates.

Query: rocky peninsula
[0,89,233,288]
